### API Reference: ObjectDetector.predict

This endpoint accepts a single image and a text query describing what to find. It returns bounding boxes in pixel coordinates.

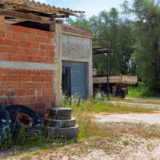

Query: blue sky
[36,0,125,18]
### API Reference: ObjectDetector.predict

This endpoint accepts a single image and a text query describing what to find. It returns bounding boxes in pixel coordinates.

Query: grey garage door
[62,61,87,98]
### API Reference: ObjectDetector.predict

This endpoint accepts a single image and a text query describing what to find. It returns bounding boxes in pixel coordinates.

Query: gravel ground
[111,101,160,109]
[2,113,160,160]
[3,136,160,160]
[94,113,160,160]
[96,113,160,124]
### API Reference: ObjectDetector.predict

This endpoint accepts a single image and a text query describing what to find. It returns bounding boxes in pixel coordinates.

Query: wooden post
[0,16,5,23]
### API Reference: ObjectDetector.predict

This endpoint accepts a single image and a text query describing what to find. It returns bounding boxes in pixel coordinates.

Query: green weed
[1,94,157,153]
[0,127,69,151]
[127,82,160,98]
[62,94,156,140]
[63,94,156,114]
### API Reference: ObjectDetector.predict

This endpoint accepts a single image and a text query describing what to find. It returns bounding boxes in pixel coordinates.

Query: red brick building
[0,0,83,116]
[0,0,94,117]
[0,22,55,116]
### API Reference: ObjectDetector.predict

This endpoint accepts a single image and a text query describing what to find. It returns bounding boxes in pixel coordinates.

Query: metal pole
[107,52,110,101]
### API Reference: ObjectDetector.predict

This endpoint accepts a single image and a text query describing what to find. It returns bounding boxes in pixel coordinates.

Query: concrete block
[48,126,78,139]
[43,118,76,128]
[49,108,72,120]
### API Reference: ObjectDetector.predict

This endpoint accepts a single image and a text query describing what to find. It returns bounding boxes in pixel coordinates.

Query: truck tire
[120,93,125,99]
[0,104,11,147]
[6,105,43,136]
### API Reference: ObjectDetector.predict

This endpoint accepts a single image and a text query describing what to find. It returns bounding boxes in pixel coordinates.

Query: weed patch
[1,94,159,159]
[127,82,160,98]
[0,126,74,152]
[62,94,156,141]
[63,94,156,115]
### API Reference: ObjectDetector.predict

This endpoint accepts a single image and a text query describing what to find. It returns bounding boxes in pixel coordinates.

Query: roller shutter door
[62,61,87,98]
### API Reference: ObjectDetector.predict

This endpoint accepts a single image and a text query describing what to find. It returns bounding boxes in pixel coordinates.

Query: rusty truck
[93,69,138,98]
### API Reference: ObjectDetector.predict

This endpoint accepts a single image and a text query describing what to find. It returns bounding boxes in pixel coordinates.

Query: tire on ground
[6,105,43,136]
[0,104,11,147]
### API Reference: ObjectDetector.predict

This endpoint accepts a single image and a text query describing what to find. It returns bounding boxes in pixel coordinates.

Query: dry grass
[99,122,160,139]
[113,97,160,105]
[4,115,160,160]
[2,96,160,160]
[63,95,157,116]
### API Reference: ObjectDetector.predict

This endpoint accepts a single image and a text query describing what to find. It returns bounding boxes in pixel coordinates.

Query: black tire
[0,103,11,146]
[120,93,125,99]
[6,105,43,136]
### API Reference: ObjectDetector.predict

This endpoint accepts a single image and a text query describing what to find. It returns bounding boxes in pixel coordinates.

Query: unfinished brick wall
[0,24,54,63]
[0,23,55,116]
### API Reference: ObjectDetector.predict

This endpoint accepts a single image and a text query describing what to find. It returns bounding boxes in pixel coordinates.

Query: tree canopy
[124,0,160,90]
[67,0,160,92]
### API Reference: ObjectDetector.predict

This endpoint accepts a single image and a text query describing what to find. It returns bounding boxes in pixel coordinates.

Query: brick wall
[0,24,54,63]
[0,23,55,116]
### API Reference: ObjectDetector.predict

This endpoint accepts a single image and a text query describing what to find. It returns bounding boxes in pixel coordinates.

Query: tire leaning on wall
[6,105,43,136]
[0,103,11,147]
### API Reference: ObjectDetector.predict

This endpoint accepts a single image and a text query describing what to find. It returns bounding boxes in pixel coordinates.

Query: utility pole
[105,52,110,101]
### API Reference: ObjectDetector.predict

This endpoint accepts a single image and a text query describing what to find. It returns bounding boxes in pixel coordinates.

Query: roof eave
[62,30,95,39]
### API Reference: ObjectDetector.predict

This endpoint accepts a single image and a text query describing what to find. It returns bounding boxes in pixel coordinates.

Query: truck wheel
[120,93,125,99]
[0,104,11,146]
[6,105,43,136]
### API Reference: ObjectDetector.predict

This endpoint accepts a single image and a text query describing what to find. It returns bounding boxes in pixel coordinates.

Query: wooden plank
[0,8,53,23]
[51,14,69,18]
[0,16,5,23]
[122,75,138,84]
[93,75,138,84]
[93,76,122,84]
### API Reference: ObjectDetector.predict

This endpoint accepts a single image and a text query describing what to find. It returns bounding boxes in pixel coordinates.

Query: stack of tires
[0,104,43,147]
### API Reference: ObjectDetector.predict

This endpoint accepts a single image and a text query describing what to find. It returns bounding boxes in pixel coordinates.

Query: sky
[35,0,125,18]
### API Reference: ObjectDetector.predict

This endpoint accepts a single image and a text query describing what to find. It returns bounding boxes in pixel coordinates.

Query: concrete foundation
[46,108,78,138]
[48,126,78,139]
[44,118,75,128]
[50,108,72,120]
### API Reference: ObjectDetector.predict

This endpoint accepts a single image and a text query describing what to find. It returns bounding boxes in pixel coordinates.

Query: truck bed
[93,74,138,85]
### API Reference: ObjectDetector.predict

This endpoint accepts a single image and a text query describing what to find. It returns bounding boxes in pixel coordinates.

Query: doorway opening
[62,66,71,97]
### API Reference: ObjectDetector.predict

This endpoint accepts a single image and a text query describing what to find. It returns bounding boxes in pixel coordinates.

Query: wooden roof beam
[51,14,69,18]
[0,8,53,24]
[0,16,5,23]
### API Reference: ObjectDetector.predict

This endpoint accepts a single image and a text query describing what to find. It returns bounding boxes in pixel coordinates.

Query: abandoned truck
[93,70,138,98]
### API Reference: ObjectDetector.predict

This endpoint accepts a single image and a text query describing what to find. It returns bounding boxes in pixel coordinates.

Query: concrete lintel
[62,58,90,63]
[0,61,57,70]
